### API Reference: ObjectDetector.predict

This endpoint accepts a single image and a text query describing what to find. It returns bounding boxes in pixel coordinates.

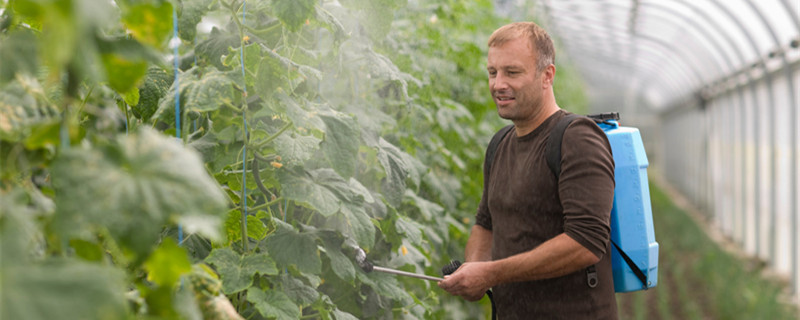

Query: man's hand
[437,261,495,301]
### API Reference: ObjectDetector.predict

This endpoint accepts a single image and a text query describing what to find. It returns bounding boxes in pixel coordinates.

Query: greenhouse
[1,0,798,319]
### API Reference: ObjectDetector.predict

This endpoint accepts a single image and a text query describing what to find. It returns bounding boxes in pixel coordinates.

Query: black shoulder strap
[484,124,514,177]
[545,114,583,179]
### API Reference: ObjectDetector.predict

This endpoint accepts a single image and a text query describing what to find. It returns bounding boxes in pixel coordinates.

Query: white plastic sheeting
[514,0,800,302]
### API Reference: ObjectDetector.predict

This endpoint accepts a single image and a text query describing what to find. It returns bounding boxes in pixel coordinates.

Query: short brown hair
[488,22,555,71]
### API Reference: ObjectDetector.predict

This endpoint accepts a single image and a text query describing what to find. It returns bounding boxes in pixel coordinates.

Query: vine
[0,0,587,319]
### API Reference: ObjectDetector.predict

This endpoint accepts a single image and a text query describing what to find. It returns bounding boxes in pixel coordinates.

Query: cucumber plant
[0,0,586,319]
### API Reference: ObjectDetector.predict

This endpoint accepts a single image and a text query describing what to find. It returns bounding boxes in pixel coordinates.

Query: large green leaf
[205,248,278,294]
[262,220,321,274]
[1,259,128,320]
[224,209,268,245]
[278,273,319,305]
[318,231,355,282]
[0,30,39,83]
[144,238,192,288]
[177,0,213,41]
[329,202,375,250]
[0,79,60,142]
[195,27,240,69]
[272,0,316,32]
[132,66,173,120]
[247,288,300,320]
[51,128,227,257]
[121,1,174,48]
[278,168,355,217]
[376,138,410,207]
[403,189,443,220]
[273,132,321,167]
[320,111,360,178]
[184,69,239,112]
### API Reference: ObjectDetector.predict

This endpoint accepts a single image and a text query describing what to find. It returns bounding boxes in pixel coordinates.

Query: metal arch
[779,0,800,34]
[705,0,784,276]
[564,47,685,92]
[557,37,689,96]
[669,0,767,259]
[548,20,706,89]
[543,10,712,88]
[550,26,698,104]
[741,0,799,295]
[637,1,740,92]
[543,0,727,86]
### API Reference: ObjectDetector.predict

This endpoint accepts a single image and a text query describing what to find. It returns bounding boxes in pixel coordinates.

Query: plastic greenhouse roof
[523,0,800,111]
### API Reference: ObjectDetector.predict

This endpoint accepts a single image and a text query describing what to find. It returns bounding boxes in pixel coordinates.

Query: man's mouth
[496,96,515,101]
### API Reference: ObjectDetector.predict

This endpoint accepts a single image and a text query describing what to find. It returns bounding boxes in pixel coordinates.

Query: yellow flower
[401,245,408,256]
[271,161,283,169]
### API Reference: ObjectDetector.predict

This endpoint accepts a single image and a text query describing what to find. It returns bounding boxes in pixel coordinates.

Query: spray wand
[354,248,443,282]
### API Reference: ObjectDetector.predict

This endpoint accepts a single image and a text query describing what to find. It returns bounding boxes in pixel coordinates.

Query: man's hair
[488,22,555,72]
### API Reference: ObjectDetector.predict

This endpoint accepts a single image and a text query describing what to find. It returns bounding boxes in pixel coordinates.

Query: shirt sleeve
[558,118,615,258]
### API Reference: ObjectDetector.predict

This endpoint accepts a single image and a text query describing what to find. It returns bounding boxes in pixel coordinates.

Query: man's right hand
[437,261,495,302]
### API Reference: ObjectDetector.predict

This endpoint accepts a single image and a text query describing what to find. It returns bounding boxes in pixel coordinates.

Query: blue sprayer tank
[595,115,659,292]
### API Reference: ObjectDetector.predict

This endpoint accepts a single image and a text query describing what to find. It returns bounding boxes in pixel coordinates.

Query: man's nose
[492,74,509,90]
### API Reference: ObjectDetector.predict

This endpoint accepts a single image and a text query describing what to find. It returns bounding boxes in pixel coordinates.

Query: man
[438,22,618,319]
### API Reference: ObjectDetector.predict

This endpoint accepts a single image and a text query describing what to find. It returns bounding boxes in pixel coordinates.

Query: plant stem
[253,121,293,149]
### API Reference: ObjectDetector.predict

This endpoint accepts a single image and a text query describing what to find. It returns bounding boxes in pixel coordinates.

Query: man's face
[487,37,545,122]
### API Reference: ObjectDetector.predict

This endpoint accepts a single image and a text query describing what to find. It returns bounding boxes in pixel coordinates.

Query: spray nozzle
[441,260,462,276]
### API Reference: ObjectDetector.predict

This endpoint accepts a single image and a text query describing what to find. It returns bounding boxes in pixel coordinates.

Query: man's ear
[542,64,556,89]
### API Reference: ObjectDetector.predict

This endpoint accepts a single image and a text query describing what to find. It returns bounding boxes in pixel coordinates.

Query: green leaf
[273,132,321,167]
[23,121,60,150]
[121,1,174,48]
[246,288,300,320]
[394,215,423,247]
[144,238,192,287]
[272,0,316,32]
[318,231,355,282]
[0,30,39,83]
[122,87,140,106]
[1,259,128,320]
[133,66,172,120]
[278,168,360,217]
[223,44,261,89]
[331,203,375,249]
[195,27,239,69]
[224,209,268,244]
[184,69,238,112]
[320,111,360,178]
[51,128,227,258]
[263,220,321,274]
[177,0,213,41]
[101,52,148,93]
[205,248,278,294]
[332,309,360,320]
[403,189,443,221]
[96,36,160,93]
[255,50,287,98]
[69,239,105,262]
[278,273,319,305]
[270,92,325,131]
[376,138,410,207]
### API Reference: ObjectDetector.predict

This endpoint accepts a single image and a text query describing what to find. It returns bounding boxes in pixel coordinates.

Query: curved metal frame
[741,0,798,294]
[532,0,800,296]
[542,4,712,90]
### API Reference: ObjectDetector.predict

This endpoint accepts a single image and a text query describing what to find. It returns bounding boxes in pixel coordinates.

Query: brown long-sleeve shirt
[475,110,618,319]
